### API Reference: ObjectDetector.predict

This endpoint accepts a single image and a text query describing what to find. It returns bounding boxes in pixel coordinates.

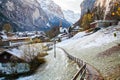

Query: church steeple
[59,20,62,27]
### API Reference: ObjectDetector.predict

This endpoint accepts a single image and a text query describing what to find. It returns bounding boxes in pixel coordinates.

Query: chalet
[0,31,8,40]
[0,48,30,74]
[0,49,24,63]
[68,25,82,37]
[8,37,31,43]
[0,31,10,47]
[0,40,10,47]
[90,20,118,28]
[31,35,49,43]
[59,26,69,34]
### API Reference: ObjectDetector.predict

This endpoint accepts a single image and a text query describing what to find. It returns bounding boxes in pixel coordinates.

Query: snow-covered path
[58,47,104,80]
[18,46,78,80]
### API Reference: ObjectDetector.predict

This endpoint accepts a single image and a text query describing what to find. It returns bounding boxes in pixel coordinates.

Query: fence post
[54,38,56,58]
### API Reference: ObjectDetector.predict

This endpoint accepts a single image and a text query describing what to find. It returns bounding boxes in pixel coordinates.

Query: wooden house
[0,49,30,74]
[0,40,10,47]
[8,37,31,43]
[0,50,24,63]
[90,20,118,28]
[0,32,10,47]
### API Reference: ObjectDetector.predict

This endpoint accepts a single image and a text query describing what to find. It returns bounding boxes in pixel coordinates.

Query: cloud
[53,0,83,13]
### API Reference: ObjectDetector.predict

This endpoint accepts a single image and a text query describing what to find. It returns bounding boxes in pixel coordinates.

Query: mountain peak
[0,0,70,31]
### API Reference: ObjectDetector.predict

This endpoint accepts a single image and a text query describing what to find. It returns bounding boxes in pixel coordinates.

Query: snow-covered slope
[57,25,120,79]
[63,10,80,24]
[57,25,120,48]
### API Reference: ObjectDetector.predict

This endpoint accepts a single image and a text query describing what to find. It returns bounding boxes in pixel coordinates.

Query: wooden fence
[71,64,86,80]
[58,47,104,80]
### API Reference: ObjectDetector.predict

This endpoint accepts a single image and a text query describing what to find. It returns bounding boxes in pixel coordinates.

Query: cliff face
[75,0,119,29]
[80,0,119,19]
[39,0,64,19]
[94,0,118,20]
[80,0,96,16]
[0,0,70,31]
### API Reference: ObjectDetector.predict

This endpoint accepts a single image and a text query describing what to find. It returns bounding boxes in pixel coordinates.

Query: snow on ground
[56,25,120,79]
[6,48,24,58]
[17,48,78,80]
[17,25,120,80]
[17,76,33,80]
[57,25,120,48]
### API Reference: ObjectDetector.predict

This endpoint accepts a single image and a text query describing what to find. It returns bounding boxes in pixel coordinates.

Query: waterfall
[103,0,111,20]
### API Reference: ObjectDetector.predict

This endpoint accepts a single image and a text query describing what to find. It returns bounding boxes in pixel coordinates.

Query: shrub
[3,23,12,33]
[45,26,60,39]
[80,10,94,30]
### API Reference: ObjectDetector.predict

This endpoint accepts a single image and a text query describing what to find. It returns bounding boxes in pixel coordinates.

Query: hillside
[57,25,120,79]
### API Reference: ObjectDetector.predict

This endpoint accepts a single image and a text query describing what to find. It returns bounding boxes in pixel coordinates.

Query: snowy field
[13,25,120,80]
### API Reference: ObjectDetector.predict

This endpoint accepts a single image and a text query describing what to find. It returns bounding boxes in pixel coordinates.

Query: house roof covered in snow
[5,48,24,58]
[0,48,25,61]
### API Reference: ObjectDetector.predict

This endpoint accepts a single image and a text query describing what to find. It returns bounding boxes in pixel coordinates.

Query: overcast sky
[53,0,83,13]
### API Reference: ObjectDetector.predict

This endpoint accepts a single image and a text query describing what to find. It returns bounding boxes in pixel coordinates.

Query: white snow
[16,25,120,80]
[57,25,120,48]
[63,10,80,23]
[38,0,64,19]
[17,76,33,80]
[32,8,40,21]
[6,48,24,58]
[0,31,8,40]
[0,1,2,4]
[72,32,86,39]
[46,23,50,27]
[59,27,68,33]
[17,44,78,80]
[53,0,83,13]
[5,1,15,11]
[1,35,8,40]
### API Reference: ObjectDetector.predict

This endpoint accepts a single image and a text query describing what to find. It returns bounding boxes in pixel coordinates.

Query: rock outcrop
[75,0,119,29]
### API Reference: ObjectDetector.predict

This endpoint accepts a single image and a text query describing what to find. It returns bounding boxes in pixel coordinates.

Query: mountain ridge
[0,0,70,31]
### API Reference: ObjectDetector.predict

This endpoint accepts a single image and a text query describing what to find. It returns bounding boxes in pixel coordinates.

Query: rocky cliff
[80,0,95,16]
[75,0,119,30]
[0,0,70,31]
[80,0,119,19]
[95,0,120,20]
